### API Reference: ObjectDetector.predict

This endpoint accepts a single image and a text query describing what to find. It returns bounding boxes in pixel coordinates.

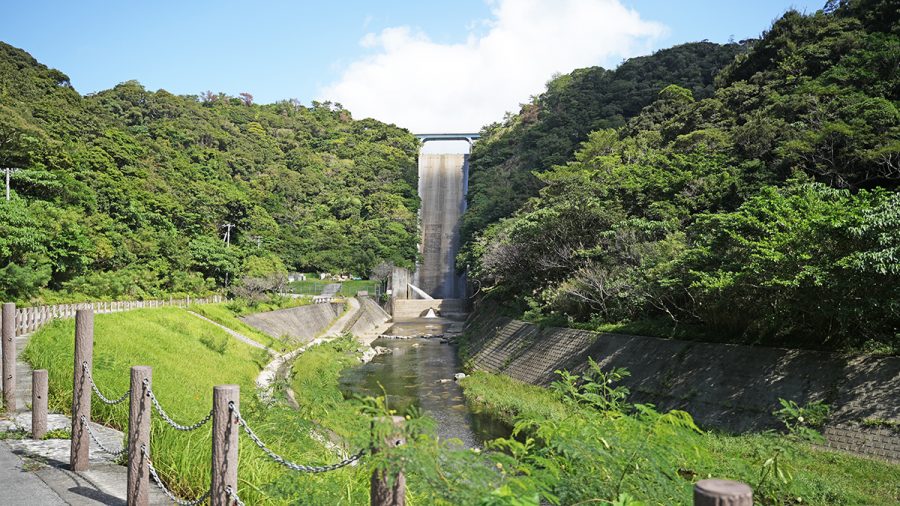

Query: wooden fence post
[127,366,152,506]
[71,309,93,471]
[370,416,406,506]
[2,302,16,411]
[211,385,239,506]
[32,369,48,439]
[694,479,752,506]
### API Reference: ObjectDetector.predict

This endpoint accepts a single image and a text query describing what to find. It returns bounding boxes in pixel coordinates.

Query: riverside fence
[1,306,755,505]
[10,295,225,337]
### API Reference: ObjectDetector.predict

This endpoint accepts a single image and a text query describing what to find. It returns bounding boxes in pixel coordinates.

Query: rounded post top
[213,384,239,393]
[694,479,753,503]
[2,302,14,309]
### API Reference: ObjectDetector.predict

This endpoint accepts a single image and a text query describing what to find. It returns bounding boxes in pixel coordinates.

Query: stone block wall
[465,307,900,462]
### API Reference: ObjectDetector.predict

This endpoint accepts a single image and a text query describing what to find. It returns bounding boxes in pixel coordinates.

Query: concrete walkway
[1,331,172,505]
[323,297,360,337]
[0,442,66,505]
[186,310,272,352]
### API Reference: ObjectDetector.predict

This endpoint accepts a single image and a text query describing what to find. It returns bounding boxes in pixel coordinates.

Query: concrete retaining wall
[393,299,466,319]
[465,307,900,462]
[240,303,339,344]
[346,297,391,335]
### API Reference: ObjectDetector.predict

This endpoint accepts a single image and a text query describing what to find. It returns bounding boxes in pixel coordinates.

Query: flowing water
[339,319,510,447]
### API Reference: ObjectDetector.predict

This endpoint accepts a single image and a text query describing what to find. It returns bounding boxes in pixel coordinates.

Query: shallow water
[339,319,510,447]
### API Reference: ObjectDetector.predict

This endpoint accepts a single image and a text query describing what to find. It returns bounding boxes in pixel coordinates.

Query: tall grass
[23,308,371,504]
[460,371,900,505]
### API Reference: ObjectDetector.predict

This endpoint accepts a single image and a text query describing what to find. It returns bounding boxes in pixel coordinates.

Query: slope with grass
[21,307,371,504]
[460,371,900,505]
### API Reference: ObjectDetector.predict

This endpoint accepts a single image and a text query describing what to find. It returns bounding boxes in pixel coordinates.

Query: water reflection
[339,320,510,447]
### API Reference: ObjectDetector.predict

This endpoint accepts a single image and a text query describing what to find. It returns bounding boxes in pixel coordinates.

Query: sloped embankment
[240,303,342,343]
[464,306,900,462]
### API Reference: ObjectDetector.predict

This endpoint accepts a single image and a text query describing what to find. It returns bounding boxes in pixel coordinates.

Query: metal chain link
[80,415,127,457]
[226,486,245,506]
[145,380,213,431]
[82,362,130,405]
[144,445,211,506]
[230,402,365,473]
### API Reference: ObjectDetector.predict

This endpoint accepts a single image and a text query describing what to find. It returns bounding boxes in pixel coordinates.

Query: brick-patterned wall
[822,423,900,461]
[465,306,900,463]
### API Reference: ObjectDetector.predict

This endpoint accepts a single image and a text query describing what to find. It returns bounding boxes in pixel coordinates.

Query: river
[338,319,510,448]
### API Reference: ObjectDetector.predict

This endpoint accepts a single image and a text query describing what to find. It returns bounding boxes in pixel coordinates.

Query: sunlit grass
[23,307,373,504]
[460,371,900,505]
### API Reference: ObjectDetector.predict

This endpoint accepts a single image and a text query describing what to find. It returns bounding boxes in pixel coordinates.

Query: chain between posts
[80,415,127,457]
[144,379,213,431]
[82,362,130,405]
[226,486,246,506]
[230,402,366,473]
[144,445,211,506]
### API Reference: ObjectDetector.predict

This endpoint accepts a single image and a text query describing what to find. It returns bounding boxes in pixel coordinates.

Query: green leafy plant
[552,358,631,413]
[774,399,831,441]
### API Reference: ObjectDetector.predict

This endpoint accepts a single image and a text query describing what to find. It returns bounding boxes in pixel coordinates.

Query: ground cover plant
[460,369,900,505]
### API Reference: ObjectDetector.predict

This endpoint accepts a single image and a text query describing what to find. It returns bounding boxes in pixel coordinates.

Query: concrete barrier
[392,299,466,320]
[465,307,900,462]
[240,303,340,343]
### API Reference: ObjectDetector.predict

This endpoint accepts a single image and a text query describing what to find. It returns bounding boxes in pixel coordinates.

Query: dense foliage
[462,41,747,243]
[0,43,419,302]
[462,0,900,352]
[459,369,900,505]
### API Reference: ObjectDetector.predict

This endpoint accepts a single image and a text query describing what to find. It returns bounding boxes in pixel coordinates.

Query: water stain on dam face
[416,153,467,299]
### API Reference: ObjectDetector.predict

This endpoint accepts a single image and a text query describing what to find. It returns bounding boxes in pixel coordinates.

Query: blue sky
[2,0,822,132]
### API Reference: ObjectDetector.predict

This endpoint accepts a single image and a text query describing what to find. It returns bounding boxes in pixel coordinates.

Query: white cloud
[319,0,666,133]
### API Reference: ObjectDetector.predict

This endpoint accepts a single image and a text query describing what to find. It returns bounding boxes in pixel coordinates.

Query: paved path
[0,441,66,504]
[1,331,172,504]
[186,310,272,352]
[256,298,361,400]
[323,297,360,337]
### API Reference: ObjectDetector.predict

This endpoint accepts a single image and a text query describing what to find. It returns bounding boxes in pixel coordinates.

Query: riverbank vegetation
[460,370,900,505]
[0,41,419,304]
[460,0,899,354]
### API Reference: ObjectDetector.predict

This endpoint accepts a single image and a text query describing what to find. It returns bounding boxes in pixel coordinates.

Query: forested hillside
[0,43,420,302]
[461,0,900,352]
[462,41,747,242]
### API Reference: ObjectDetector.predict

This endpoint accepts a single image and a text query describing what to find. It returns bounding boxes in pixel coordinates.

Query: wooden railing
[12,295,224,336]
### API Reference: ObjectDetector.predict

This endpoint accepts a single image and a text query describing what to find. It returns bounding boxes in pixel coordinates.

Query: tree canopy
[461,0,900,352]
[0,43,420,301]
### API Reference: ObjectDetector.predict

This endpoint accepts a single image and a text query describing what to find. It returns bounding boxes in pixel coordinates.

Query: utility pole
[221,223,235,246]
[221,223,235,287]
[250,235,262,249]
[5,167,21,202]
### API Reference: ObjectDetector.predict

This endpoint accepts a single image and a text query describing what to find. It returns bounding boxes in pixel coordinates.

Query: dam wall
[415,154,467,299]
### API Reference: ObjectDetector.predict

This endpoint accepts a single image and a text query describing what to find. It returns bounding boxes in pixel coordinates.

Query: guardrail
[11,296,225,336]
[1,306,754,505]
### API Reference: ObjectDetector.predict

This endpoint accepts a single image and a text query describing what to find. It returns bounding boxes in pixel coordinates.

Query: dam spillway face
[416,153,467,299]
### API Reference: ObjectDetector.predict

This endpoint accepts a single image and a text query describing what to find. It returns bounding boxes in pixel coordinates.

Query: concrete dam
[415,153,468,299]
